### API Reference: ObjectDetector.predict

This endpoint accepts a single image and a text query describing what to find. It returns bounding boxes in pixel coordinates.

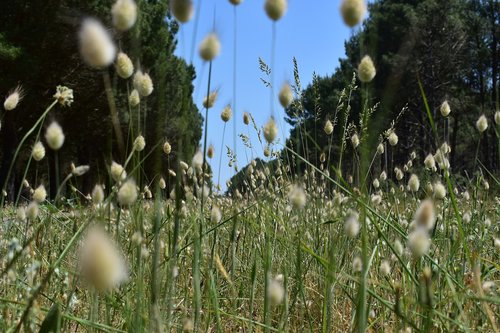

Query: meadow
[0,0,499,332]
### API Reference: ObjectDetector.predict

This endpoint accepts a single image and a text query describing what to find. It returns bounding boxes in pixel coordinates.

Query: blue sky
[174,1,353,189]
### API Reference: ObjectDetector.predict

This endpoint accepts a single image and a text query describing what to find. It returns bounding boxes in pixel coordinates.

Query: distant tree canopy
[283,0,498,181]
[0,0,202,199]
[226,0,498,195]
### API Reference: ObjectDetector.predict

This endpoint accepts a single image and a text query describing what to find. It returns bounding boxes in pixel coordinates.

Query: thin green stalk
[1,99,58,207]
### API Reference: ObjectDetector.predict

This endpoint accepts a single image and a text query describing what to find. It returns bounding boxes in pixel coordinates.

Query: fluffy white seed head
[357,55,376,83]
[476,115,488,133]
[53,86,74,107]
[32,142,45,161]
[92,184,105,204]
[288,185,306,209]
[192,150,203,172]
[163,141,172,155]
[433,182,446,200]
[267,277,285,305]
[414,200,435,231]
[171,0,194,23]
[424,154,435,170]
[199,33,221,61]
[408,228,430,258]
[79,18,116,69]
[4,86,23,111]
[203,91,218,109]
[133,135,146,152]
[33,185,47,203]
[26,201,39,220]
[371,194,382,205]
[344,212,360,238]
[408,174,420,192]
[111,161,126,182]
[279,82,293,108]
[394,167,403,181]
[80,227,127,291]
[377,143,384,154]
[324,120,333,135]
[207,144,214,159]
[380,260,391,276]
[72,164,90,176]
[388,131,398,146]
[352,256,363,272]
[440,100,451,117]
[211,206,222,223]
[495,110,500,125]
[129,89,140,106]
[118,179,138,206]
[116,52,134,79]
[264,0,287,21]
[17,206,26,221]
[351,133,360,148]
[221,105,232,122]
[263,117,278,144]
[133,70,154,97]
[340,0,366,27]
[112,0,137,31]
[45,122,65,150]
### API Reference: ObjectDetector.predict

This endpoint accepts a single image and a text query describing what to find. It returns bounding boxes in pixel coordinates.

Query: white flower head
[79,18,116,69]
[45,121,65,150]
[112,0,137,31]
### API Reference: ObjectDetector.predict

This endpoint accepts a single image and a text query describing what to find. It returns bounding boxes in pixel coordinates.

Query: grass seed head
[279,82,293,108]
[133,135,146,152]
[163,141,172,155]
[340,0,366,27]
[112,0,137,31]
[476,114,488,133]
[221,105,232,122]
[408,174,420,192]
[26,201,39,220]
[116,52,134,79]
[92,184,105,204]
[171,0,194,23]
[33,185,47,203]
[32,142,45,161]
[79,18,116,69]
[199,33,221,61]
[414,199,435,231]
[408,228,430,258]
[433,182,446,200]
[324,120,334,135]
[118,179,138,206]
[357,55,376,83]
[440,100,451,117]
[265,0,288,21]
[128,89,140,106]
[267,277,285,305]
[45,121,65,150]
[263,117,278,144]
[80,227,127,292]
[388,131,398,146]
[111,161,126,182]
[133,70,154,97]
[4,85,23,111]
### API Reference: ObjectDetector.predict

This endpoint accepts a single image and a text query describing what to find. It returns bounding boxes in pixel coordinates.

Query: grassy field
[0,0,499,332]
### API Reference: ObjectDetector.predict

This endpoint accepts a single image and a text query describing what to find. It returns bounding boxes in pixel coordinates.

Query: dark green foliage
[285,0,499,180]
[0,0,202,199]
